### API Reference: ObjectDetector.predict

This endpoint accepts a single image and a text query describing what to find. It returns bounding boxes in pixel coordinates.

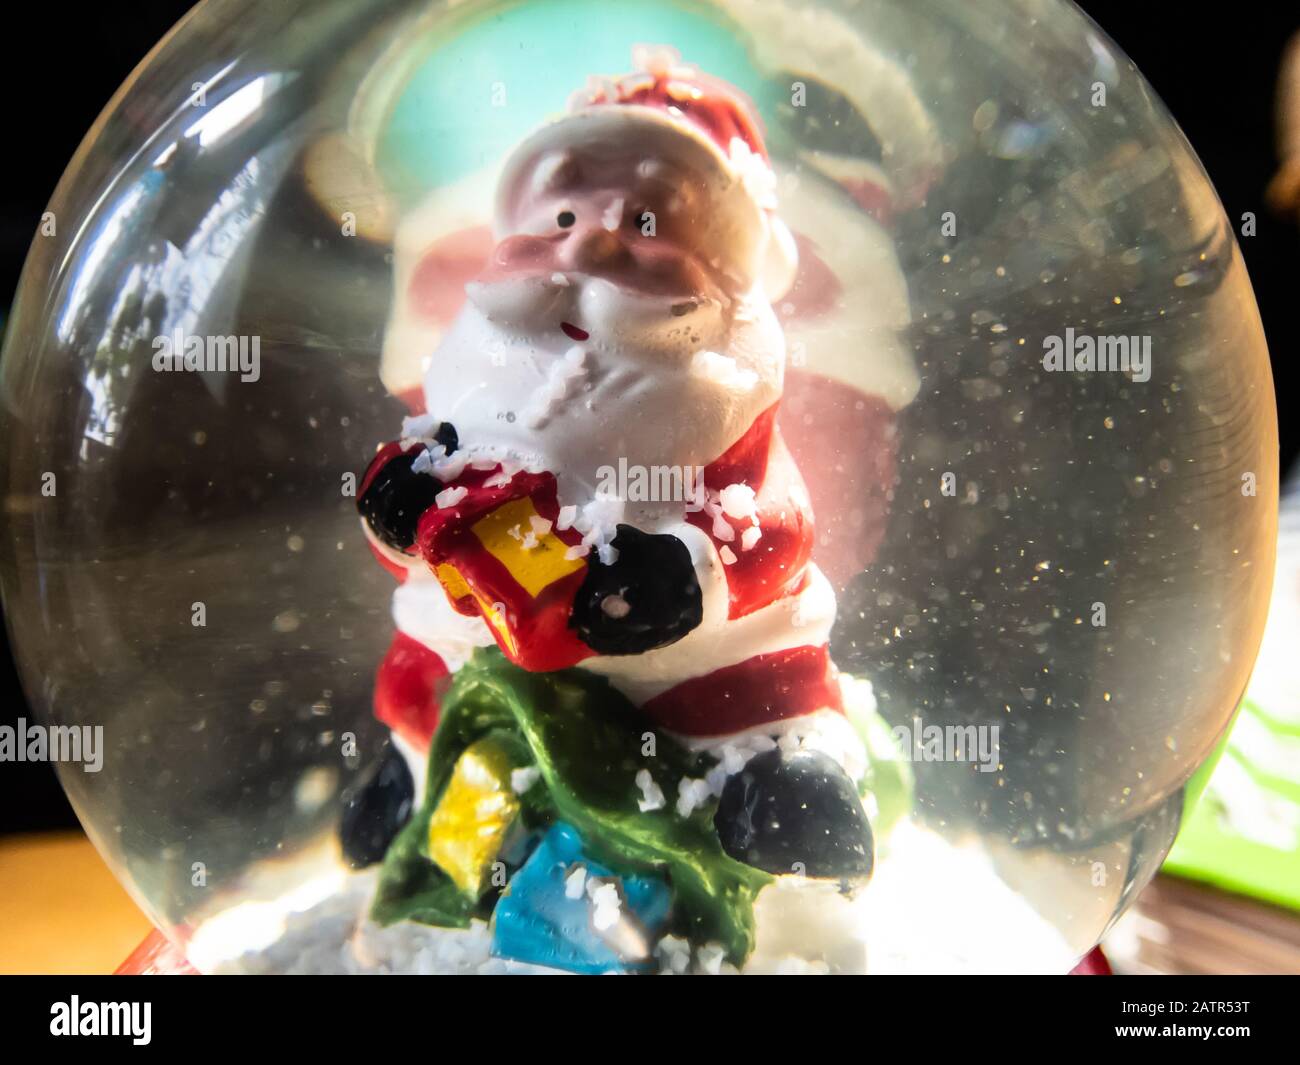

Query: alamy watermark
[50,997,150,1045]
[1042,327,1151,383]
[0,718,103,772]
[889,716,1000,774]
[595,459,705,505]
[152,327,261,383]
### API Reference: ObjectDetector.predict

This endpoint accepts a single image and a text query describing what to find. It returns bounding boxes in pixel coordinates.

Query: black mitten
[357,422,457,552]
[569,524,703,655]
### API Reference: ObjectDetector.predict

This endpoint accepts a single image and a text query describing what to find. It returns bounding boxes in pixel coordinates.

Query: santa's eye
[556,210,576,229]
[621,205,656,238]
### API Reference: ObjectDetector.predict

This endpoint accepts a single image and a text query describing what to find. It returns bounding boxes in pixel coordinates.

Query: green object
[841,674,914,838]
[372,648,771,963]
[1163,696,1300,912]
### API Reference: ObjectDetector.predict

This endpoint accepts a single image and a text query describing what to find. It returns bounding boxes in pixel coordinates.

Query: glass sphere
[0,0,1277,974]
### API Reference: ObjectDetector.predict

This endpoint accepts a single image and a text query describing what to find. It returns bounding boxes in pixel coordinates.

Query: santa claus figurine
[349,49,893,974]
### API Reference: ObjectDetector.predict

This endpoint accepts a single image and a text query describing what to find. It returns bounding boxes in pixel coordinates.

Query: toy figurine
[350,49,904,974]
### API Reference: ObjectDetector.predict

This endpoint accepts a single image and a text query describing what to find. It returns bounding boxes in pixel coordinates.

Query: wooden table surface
[1106,874,1300,975]
[0,831,151,975]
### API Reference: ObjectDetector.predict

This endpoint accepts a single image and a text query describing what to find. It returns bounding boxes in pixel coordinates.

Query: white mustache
[464,275,572,325]
[465,273,724,359]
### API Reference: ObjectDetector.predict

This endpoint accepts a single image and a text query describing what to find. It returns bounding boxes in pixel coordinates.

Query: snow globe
[0,0,1277,974]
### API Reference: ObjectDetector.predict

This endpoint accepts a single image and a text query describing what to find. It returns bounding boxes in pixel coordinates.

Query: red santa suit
[361,51,907,767]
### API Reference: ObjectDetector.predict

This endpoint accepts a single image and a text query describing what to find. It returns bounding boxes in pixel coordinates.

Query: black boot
[714,748,874,882]
[340,741,415,869]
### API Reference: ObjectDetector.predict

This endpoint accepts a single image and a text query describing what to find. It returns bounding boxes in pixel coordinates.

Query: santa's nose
[563,226,633,272]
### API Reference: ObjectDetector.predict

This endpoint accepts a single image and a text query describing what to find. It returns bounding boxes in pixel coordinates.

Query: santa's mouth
[560,321,590,341]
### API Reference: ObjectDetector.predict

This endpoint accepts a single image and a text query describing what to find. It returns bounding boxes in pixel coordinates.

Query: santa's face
[423,135,785,514]
[466,146,738,365]
[494,147,731,290]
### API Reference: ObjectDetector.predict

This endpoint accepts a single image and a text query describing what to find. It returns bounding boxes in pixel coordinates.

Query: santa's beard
[423,273,784,519]
[464,271,729,365]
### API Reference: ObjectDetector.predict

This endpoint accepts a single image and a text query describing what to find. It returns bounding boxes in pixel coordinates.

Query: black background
[0,972,1288,1049]
[0,0,1296,837]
